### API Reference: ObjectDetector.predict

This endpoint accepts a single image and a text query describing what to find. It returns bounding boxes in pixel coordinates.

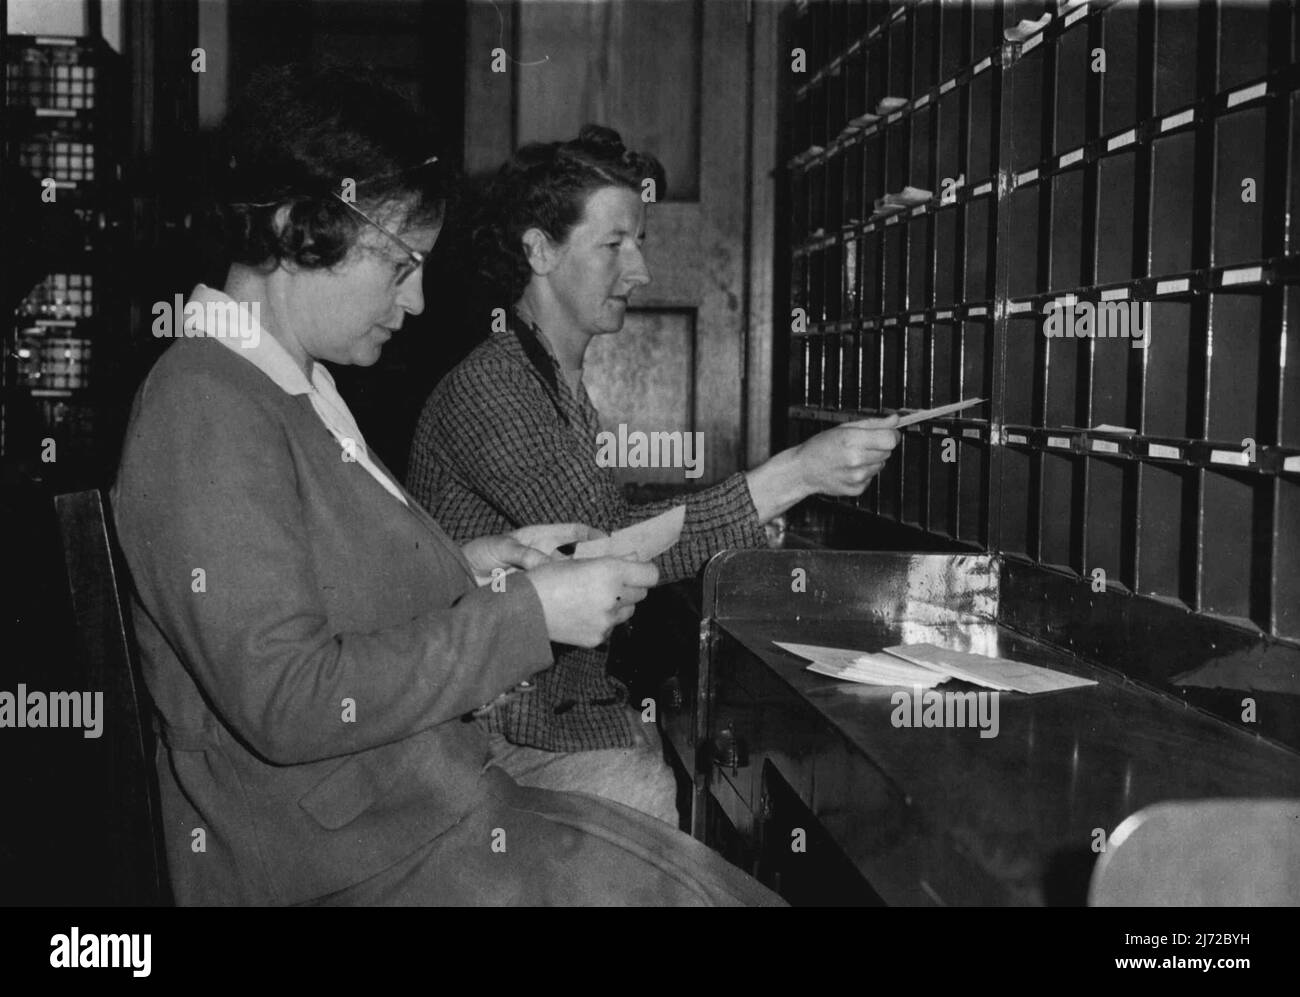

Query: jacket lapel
[368,447,476,580]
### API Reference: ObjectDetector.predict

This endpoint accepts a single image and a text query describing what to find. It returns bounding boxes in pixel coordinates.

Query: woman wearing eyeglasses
[111,66,779,906]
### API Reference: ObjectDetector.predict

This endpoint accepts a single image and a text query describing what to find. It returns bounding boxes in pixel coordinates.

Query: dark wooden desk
[688,550,1300,906]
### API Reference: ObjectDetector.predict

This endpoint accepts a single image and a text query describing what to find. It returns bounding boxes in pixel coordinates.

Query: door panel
[466,0,750,484]
[584,310,696,487]
[515,0,701,200]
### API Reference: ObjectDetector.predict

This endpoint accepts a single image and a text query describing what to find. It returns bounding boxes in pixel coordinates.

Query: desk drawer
[707,631,1013,905]
[705,632,905,900]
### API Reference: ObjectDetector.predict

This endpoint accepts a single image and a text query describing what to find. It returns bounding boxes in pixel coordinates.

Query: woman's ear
[521,227,559,276]
[268,204,301,273]
[272,203,294,236]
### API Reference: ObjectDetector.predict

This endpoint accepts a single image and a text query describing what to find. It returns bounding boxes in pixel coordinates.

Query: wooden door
[465,0,761,486]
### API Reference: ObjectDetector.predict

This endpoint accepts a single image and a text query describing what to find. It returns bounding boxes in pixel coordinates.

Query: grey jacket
[112,337,552,905]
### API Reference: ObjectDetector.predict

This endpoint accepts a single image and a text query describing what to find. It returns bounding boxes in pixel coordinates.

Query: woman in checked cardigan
[111,65,779,907]
[409,124,901,824]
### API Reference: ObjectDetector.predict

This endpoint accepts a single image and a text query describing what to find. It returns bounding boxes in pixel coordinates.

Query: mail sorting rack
[780,0,1300,649]
[787,0,1005,550]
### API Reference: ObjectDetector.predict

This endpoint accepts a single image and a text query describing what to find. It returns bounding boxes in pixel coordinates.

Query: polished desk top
[713,615,1300,905]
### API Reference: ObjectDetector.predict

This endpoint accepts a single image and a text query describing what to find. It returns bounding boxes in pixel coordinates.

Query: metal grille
[5,41,98,110]
[3,34,122,474]
[17,134,97,185]
[16,272,96,322]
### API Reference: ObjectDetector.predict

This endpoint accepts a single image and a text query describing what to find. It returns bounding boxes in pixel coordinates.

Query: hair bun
[574,124,626,156]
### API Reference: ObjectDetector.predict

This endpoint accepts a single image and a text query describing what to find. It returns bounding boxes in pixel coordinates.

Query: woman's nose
[624,247,651,287]
[398,270,426,316]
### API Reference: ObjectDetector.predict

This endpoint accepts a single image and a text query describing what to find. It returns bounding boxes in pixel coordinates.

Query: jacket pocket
[297,746,408,830]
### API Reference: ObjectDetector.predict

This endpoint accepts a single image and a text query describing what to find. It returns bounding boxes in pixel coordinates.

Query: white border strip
[1227,81,1268,108]
[1107,129,1136,151]
[1210,449,1250,466]
[1221,266,1262,286]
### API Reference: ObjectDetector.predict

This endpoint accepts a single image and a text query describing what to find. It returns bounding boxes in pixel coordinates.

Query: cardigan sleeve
[413,357,767,584]
[113,360,553,766]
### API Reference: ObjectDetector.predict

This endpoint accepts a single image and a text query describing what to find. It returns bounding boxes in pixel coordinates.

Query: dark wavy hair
[207,65,448,272]
[476,124,665,305]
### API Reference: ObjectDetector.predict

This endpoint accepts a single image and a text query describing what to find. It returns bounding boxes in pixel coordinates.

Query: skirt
[304,766,784,907]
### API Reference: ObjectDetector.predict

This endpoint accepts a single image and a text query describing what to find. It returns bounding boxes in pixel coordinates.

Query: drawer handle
[710,723,749,776]
[662,676,685,710]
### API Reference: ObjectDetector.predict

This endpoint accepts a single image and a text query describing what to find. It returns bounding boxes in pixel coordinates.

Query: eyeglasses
[330,191,426,286]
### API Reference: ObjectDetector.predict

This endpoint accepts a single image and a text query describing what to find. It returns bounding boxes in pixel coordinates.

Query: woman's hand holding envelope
[463,523,607,586]
[743,413,901,523]
[464,521,660,647]
[510,522,607,556]
[526,556,660,648]
[796,413,901,496]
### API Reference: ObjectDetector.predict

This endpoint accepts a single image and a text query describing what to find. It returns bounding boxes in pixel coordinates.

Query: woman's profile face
[281,206,441,367]
[542,185,650,337]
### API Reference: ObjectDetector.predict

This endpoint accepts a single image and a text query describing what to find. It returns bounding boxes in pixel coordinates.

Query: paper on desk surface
[843,397,986,430]
[882,643,1097,694]
[774,642,949,688]
[804,658,947,689]
[572,505,686,561]
[773,642,865,670]
[775,640,1097,694]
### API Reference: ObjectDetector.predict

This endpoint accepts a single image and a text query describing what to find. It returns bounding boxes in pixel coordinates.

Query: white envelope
[572,505,686,561]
